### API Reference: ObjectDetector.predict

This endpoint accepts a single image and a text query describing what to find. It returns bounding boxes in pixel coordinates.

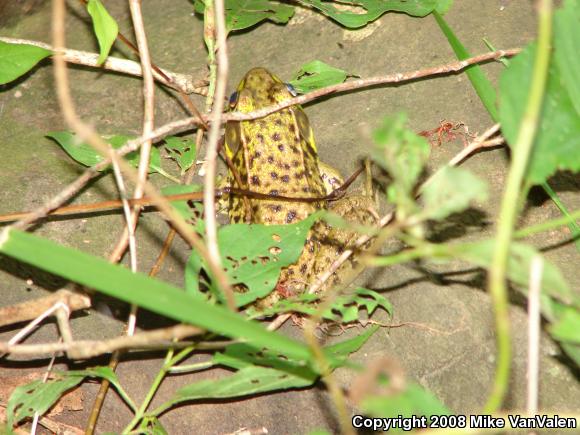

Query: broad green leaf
[6,376,84,427]
[500,42,580,186]
[194,0,294,32]
[372,114,430,215]
[164,136,197,175]
[47,131,161,174]
[87,0,119,65]
[0,41,51,85]
[435,0,453,14]
[298,0,438,29]
[421,166,488,221]
[0,228,314,362]
[188,214,318,307]
[554,0,580,115]
[160,184,203,222]
[360,383,450,419]
[289,61,351,93]
[550,307,580,344]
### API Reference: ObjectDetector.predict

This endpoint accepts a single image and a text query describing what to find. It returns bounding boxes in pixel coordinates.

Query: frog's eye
[228,91,239,108]
[285,83,298,97]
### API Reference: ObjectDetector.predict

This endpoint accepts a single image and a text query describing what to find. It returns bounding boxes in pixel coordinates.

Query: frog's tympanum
[225,67,376,306]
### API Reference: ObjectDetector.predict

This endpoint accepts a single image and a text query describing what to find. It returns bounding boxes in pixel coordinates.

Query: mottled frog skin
[225,68,375,303]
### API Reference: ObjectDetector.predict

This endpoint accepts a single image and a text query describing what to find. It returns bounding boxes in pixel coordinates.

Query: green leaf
[156,326,378,414]
[550,307,580,344]
[140,417,169,435]
[421,166,488,221]
[164,136,197,175]
[454,240,574,311]
[360,383,450,420]
[372,114,430,215]
[188,214,318,307]
[194,0,294,32]
[87,0,119,65]
[250,289,391,325]
[47,131,161,174]
[297,0,439,29]
[6,376,84,427]
[554,0,580,115]
[500,41,580,186]
[0,228,314,362]
[0,41,51,85]
[160,184,202,222]
[289,61,352,93]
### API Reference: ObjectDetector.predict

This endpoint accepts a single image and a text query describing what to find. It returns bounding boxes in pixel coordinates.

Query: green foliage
[6,376,84,427]
[193,0,294,32]
[296,0,441,29]
[0,41,51,85]
[0,228,316,362]
[372,114,430,216]
[164,136,197,174]
[160,184,203,222]
[152,327,378,415]
[289,61,352,93]
[549,307,580,345]
[360,382,450,420]
[421,166,488,221]
[250,288,392,324]
[500,4,580,186]
[187,214,318,307]
[87,0,119,65]
[47,131,161,173]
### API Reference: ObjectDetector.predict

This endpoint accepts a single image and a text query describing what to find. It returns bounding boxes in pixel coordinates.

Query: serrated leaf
[297,0,439,29]
[164,136,197,174]
[550,307,580,344]
[87,0,118,65]
[47,131,161,174]
[194,0,294,32]
[421,166,488,221]
[324,288,393,323]
[0,41,51,85]
[188,214,319,307]
[6,376,84,427]
[289,61,351,93]
[360,383,450,419]
[500,41,580,186]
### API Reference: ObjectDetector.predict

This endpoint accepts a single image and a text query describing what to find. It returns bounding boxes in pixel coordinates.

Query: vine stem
[485,0,553,412]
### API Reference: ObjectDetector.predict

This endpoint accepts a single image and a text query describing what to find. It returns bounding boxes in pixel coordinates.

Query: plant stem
[485,0,553,412]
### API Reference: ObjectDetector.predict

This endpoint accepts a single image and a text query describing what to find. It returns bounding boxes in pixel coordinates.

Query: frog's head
[229,67,295,112]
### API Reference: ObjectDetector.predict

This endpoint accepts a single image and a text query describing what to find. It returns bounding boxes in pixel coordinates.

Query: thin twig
[0,324,203,358]
[0,36,207,95]
[203,0,235,311]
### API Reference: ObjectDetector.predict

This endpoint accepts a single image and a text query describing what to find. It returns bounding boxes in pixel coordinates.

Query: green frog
[225,67,375,305]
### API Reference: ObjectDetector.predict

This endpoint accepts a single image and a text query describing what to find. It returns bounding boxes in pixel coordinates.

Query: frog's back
[226,68,326,225]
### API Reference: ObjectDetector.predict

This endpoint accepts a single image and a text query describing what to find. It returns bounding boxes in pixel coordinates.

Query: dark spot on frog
[290,145,299,154]
[286,210,297,223]
[281,175,290,183]
[292,160,300,167]
[275,119,283,126]
[269,189,279,196]
[288,124,296,133]
[302,187,310,193]
[300,263,308,273]
[254,151,261,159]
[277,144,284,151]
[257,134,264,143]
[284,163,290,170]
[252,205,260,213]
[308,242,315,253]
[270,204,282,213]
[295,171,305,180]
[251,175,260,185]
[270,172,278,179]
[267,155,275,163]
[272,132,281,141]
